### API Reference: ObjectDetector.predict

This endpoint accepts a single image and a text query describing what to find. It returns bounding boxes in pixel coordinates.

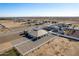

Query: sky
[0,3,79,17]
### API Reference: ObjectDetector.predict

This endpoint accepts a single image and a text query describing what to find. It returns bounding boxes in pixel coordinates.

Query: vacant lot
[27,37,79,56]
[0,42,12,54]
[0,20,23,28]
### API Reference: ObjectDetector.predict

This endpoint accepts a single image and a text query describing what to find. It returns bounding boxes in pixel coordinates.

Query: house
[0,24,6,29]
[21,27,48,41]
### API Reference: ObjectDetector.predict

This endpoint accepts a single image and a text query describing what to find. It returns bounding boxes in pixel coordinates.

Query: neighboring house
[0,24,6,29]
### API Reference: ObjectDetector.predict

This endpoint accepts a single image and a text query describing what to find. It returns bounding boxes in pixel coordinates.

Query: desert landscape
[27,37,79,56]
[0,17,79,56]
[0,20,24,33]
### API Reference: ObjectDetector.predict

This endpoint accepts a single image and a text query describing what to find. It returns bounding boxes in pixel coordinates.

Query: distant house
[0,24,6,29]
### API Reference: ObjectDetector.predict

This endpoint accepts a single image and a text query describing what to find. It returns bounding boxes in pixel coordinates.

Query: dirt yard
[27,37,79,56]
[0,20,24,33]
[0,20,23,28]
[0,42,13,54]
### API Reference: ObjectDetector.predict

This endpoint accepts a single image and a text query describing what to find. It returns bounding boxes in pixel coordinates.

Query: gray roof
[28,29,48,37]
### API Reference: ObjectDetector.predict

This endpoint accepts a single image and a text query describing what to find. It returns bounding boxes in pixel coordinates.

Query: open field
[0,33,22,44]
[0,20,24,33]
[0,20,23,28]
[27,37,79,56]
[0,42,12,54]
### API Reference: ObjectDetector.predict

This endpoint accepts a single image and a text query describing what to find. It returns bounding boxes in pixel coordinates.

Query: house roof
[28,29,48,37]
